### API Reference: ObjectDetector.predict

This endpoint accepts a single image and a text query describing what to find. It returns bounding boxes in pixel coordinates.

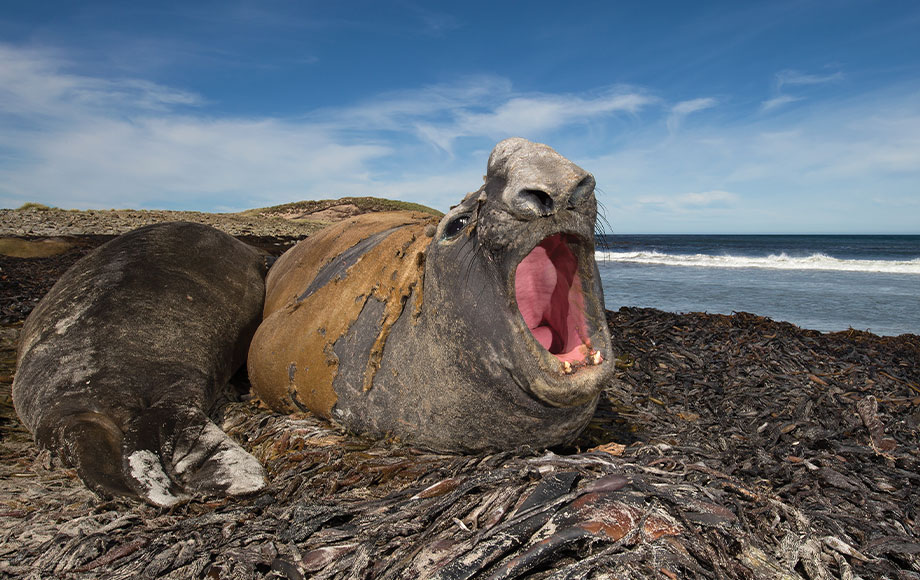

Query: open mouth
[514,234,603,374]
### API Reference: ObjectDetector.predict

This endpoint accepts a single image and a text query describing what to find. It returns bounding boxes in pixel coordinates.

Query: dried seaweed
[1,237,918,579]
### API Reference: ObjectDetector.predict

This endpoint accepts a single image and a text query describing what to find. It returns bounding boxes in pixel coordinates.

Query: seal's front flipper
[124,406,267,507]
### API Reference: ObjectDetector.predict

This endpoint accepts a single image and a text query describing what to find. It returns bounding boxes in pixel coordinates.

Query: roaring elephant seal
[13,138,614,506]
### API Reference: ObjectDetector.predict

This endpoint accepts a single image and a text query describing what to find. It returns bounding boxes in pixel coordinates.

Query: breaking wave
[595,251,920,274]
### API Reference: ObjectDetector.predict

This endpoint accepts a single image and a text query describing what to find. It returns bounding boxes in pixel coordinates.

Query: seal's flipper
[47,403,266,509]
[122,406,265,507]
[171,421,266,497]
[50,413,136,499]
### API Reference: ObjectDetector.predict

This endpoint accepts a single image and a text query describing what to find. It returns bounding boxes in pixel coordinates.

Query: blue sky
[1,1,918,233]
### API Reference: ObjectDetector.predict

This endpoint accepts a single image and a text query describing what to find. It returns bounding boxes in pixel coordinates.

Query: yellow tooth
[562,361,573,374]
[591,350,603,365]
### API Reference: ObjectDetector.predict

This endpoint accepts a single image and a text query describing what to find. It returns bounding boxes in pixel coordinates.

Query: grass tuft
[16,202,54,211]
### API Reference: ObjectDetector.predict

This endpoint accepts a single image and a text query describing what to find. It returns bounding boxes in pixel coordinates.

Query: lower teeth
[561,349,603,374]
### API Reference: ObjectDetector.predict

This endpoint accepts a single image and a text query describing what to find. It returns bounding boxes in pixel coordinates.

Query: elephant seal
[248,137,613,451]
[12,222,269,506]
[13,138,614,505]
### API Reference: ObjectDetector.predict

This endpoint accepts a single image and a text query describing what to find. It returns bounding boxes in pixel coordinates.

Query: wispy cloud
[760,68,844,112]
[2,41,919,234]
[306,80,653,152]
[872,195,920,207]
[407,5,463,36]
[424,91,652,152]
[760,94,802,112]
[310,76,514,132]
[595,86,920,233]
[776,69,845,89]
[0,44,392,210]
[679,190,738,207]
[667,97,717,133]
[0,44,652,210]
[636,190,739,212]
[0,45,203,117]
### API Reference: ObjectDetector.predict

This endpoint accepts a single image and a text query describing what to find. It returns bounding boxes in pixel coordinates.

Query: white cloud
[412,89,653,152]
[759,69,844,113]
[0,45,203,118]
[679,190,739,206]
[0,45,396,210]
[0,45,656,210]
[872,195,920,207]
[593,88,920,233]
[313,76,514,132]
[776,69,844,89]
[636,190,739,211]
[667,97,717,133]
[760,94,802,112]
[671,98,718,116]
[305,79,653,152]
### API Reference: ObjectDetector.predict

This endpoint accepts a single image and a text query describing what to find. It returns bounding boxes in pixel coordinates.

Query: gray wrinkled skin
[330,138,613,451]
[12,223,268,506]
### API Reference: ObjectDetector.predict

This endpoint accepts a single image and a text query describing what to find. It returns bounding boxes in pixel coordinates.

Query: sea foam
[595,251,920,274]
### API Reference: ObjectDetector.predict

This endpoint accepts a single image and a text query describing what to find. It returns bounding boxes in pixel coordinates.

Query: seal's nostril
[519,189,555,216]
[568,176,596,208]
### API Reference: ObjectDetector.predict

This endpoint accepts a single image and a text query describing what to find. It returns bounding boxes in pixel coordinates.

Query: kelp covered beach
[1,211,918,579]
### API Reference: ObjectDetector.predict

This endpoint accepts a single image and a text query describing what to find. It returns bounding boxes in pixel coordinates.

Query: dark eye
[442,215,470,240]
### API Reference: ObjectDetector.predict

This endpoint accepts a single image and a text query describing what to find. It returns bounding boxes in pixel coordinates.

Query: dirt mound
[245,196,442,225]
[0,196,441,238]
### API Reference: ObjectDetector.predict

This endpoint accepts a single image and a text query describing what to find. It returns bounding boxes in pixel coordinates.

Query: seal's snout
[511,174,597,218]
[488,137,596,221]
[514,234,604,373]
[567,174,597,209]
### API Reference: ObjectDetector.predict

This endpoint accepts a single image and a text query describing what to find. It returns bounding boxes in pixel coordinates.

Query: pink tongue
[514,235,588,362]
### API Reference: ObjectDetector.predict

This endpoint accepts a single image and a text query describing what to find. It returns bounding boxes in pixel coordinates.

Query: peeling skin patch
[249,211,436,415]
[260,211,435,316]
[127,450,181,507]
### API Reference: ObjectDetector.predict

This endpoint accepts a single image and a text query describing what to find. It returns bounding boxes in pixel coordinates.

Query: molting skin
[249,138,614,451]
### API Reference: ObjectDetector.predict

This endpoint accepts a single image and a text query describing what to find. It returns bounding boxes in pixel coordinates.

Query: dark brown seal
[12,222,268,506]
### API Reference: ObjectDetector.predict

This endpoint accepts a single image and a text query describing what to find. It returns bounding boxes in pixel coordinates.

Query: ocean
[595,235,920,337]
